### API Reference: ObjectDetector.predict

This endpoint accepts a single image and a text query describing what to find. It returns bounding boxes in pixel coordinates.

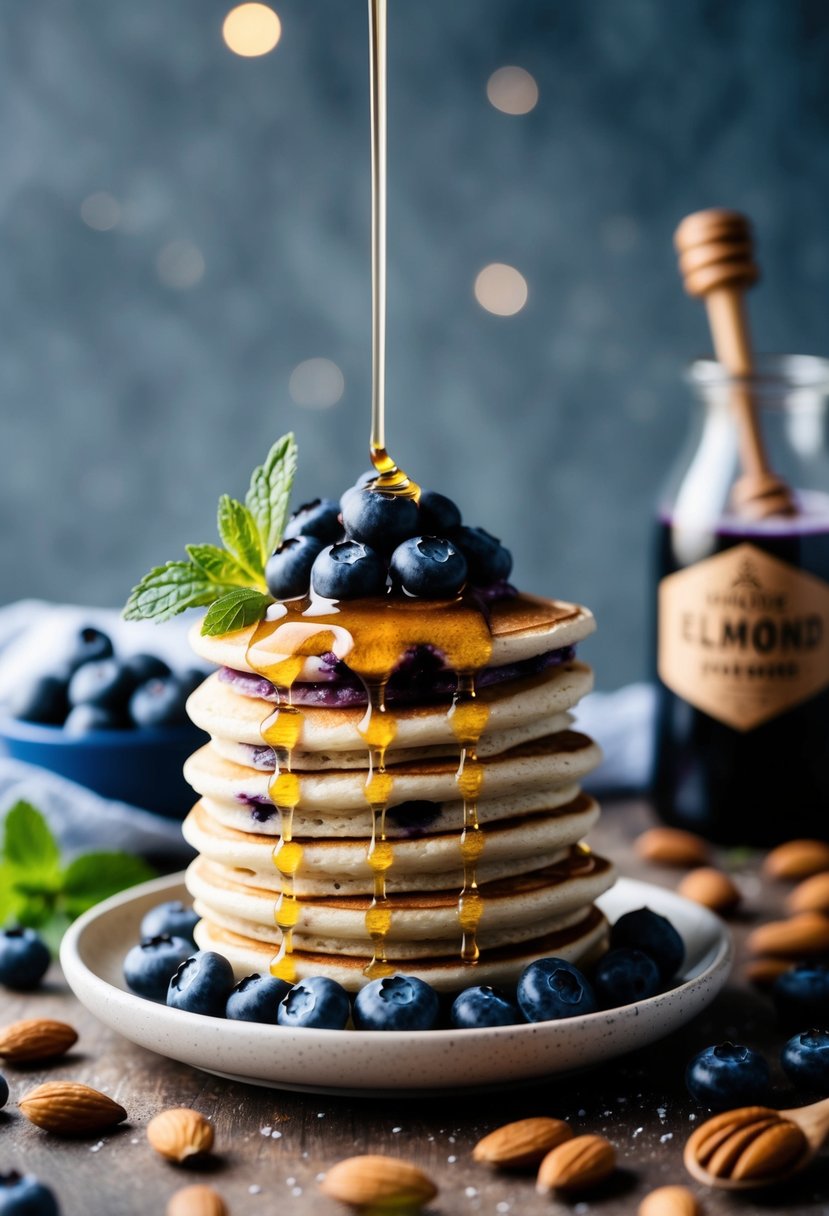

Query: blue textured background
[2,0,828,687]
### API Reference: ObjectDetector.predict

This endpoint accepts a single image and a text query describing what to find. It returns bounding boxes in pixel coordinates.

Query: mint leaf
[124,560,237,623]
[3,802,61,887]
[217,496,266,584]
[186,544,252,589]
[62,852,156,918]
[245,432,298,562]
[201,588,272,637]
[0,863,20,926]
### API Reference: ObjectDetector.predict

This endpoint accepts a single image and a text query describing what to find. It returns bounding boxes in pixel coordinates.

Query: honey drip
[450,672,490,962]
[360,679,397,979]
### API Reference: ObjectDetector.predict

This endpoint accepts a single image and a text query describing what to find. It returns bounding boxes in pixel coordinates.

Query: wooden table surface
[1,799,826,1216]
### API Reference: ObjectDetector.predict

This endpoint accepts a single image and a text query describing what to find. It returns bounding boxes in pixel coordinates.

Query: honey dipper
[684,1097,829,1189]
[674,208,797,520]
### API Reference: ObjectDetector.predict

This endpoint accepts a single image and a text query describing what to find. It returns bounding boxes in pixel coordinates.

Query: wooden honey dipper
[674,208,797,519]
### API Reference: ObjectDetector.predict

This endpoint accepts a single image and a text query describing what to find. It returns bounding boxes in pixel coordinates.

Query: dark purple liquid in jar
[653,492,829,845]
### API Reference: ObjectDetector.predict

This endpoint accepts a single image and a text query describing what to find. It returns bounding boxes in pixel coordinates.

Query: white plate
[60,873,731,1096]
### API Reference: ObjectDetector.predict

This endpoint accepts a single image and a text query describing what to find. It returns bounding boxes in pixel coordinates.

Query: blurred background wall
[2,0,828,687]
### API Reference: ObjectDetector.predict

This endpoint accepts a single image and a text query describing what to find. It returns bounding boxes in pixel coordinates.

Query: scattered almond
[473,1116,573,1168]
[787,871,829,915]
[677,867,740,915]
[167,1184,228,1216]
[746,912,829,957]
[319,1155,437,1209]
[743,957,792,988]
[636,827,710,868]
[536,1134,615,1194]
[763,839,829,881]
[19,1081,127,1135]
[148,1108,215,1164]
[638,1184,701,1216]
[0,1019,78,1064]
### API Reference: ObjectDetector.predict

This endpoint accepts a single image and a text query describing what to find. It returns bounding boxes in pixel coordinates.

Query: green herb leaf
[217,496,266,584]
[245,432,298,562]
[124,560,237,623]
[0,863,19,926]
[62,852,156,918]
[186,544,253,589]
[3,802,61,888]
[201,588,273,637]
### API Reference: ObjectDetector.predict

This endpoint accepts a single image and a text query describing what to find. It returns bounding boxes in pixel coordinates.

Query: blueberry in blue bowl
[610,907,684,982]
[124,935,194,1002]
[0,928,50,991]
[593,948,661,1009]
[311,541,387,600]
[353,974,440,1031]
[781,1029,829,1091]
[0,1172,60,1216]
[167,951,235,1017]
[226,974,294,1024]
[685,1041,771,1110]
[139,901,200,946]
[774,963,829,1029]
[517,958,596,1022]
[389,537,467,599]
[128,676,190,728]
[277,976,351,1030]
[451,985,521,1029]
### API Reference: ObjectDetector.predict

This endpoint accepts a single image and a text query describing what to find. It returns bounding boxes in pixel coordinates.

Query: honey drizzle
[449,672,490,962]
[360,678,397,978]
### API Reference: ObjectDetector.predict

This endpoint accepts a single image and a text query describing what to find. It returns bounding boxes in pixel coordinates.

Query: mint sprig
[124,433,298,636]
[0,802,156,952]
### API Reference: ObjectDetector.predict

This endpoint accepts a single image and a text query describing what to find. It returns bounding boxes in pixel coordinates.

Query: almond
[638,1185,700,1216]
[167,1184,227,1216]
[743,957,792,988]
[19,1081,127,1135]
[473,1117,573,1168]
[319,1155,437,1208]
[678,867,741,914]
[636,827,710,868]
[536,1134,615,1194]
[787,871,829,915]
[0,1018,78,1064]
[147,1108,215,1164]
[763,839,829,881]
[686,1107,807,1182]
[746,912,829,957]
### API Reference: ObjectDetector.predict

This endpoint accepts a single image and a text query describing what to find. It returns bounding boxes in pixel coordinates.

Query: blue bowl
[0,716,206,820]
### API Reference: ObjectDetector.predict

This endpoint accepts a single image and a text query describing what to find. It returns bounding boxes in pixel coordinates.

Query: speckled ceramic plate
[60,873,731,1096]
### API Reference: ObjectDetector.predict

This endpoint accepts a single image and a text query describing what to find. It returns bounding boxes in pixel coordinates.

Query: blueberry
[685,1041,771,1110]
[122,653,171,684]
[64,704,125,735]
[610,908,684,981]
[177,668,207,697]
[68,659,134,713]
[226,973,293,1023]
[0,1172,60,1216]
[167,951,234,1016]
[140,901,199,946]
[284,498,343,545]
[265,535,326,600]
[781,1029,829,1092]
[389,536,467,599]
[418,491,462,533]
[0,928,50,991]
[62,626,114,674]
[128,676,189,728]
[277,976,350,1030]
[451,985,521,1029]
[592,948,661,1009]
[339,470,378,513]
[341,487,420,554]
[123,935,194,1002]
[774,963,829,1028]
[311,541,387,600]
[7,675,68,725]
[517,957,596,1022]
[0,1073,8,1110]
[353,974,440,1031]
[452,526,513,586]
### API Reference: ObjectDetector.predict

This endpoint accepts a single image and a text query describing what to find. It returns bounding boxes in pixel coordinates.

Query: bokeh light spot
[289,358,345,409]
[80,192,121,231]
[474,264,528,316]
[486,66,539,115]
[223,4,282,57]
[156,240,206,290]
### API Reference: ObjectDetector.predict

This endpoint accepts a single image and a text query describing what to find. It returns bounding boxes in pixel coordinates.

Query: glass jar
[652,355,829,845]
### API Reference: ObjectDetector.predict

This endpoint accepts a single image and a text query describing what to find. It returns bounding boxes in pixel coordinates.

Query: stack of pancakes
[182,593,613,991]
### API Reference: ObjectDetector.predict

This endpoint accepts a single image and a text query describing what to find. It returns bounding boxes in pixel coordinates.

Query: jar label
[658,542,829,731]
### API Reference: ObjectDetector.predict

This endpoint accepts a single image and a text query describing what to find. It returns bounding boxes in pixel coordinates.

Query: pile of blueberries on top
[4,625,203,734]
[266,478,513,603]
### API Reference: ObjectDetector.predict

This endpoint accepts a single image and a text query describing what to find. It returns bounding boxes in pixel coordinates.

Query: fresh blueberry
[265,535,326,600]
[123,935,194,1002]
[7,675,68,726]
[277,976,351,1030]
[0,1073,8,1110]
[389,536,467,598]
[451,985,521,1029]
[311,541,387,600]
[781,1029,829,1091]
[167,951,234,1016]
[177,668,207,697]
[140,901,200,946]
[418,491,462,533]
[64,704,125,735]
[62,626,114,675]
[0,1172,60,1216]
[284,498,343,545]
[128,676,189,728]
[0,928,50,991]
[610,907,684,981]
[774,963,829,1028]
[685,1041,771,1110]
[353,974,440,1031]
[339,470,378,513]
[593,948,661,1009]
[452,526,513,586]
[226,973,293,1023]
[68,659,134,713]
[341,487,420,554]
[517,957,596,1022]
[122,653,171,685]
